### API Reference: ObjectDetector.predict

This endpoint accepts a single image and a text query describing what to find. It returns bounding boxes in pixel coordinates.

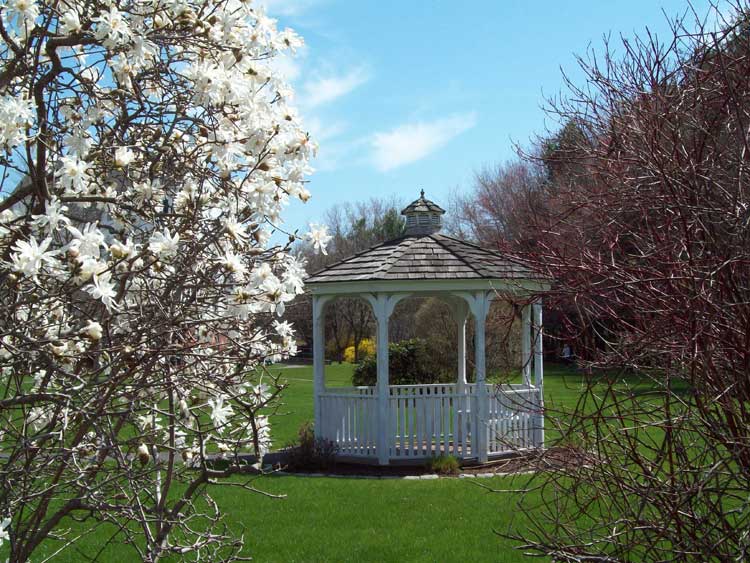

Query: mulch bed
[266,446,581,477]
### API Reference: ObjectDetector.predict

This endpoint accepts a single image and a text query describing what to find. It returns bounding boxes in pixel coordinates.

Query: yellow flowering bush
[343,338,375,363]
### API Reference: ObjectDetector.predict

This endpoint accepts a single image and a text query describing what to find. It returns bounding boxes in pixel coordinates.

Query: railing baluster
[412,389,424,456]
[443,391,450,456]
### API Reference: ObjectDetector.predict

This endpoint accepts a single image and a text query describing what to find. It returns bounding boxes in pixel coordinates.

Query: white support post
[451,299,469,393]
[532,299,545,448]
[474,294,489,462]
[522,304,531,387]
[312,295,330,439]
[461,291,491,463]
[366,293,407,465]
[375,298,389,465]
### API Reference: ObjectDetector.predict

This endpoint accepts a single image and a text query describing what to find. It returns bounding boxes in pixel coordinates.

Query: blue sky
[267,0,714,232]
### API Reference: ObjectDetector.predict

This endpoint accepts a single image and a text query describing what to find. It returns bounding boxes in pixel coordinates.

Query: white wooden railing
[318,386,377,457]
[389,383,472,459]
[318,383,542,461]
[483,385,540,454]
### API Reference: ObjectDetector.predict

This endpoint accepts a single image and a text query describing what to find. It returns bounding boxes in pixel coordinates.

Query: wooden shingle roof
[400,190,446,215]
[305,233,541,284]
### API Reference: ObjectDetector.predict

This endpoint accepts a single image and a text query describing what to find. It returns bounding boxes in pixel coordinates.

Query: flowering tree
[0,0,325,559]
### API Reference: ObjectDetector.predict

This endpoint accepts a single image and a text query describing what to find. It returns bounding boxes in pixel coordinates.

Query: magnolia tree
[0,0,328,559]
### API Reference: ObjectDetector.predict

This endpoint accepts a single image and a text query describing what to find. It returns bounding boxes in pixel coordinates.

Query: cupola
[401,190,446,235]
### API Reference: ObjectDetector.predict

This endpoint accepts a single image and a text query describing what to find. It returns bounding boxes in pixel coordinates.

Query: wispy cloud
[301,67,370,109]
[261,0,325,17]
[272,52,303,83]
[370,113,478,172]
[313,137,368,172]
[305,116,347,143]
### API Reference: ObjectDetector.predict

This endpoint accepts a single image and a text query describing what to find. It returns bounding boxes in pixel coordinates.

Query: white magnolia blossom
[6,0,39,27]
[85,272,119,311]
[0,0,321,557]
[307,223,332,255]
[273,320,294,338]
[0,516,10,547]
[93,6,132,47]
[221,249,248,279]
[67,223,106,258]
[109,238,138,260]
[9,236,57,279]
[136,413,162,432]
[254,414,272,455]
[148,228,180,259]
[252,383,271,404]
[137,442,150,464]
[32,197,70,232]
[59,9,81,33]
[56,156,92,195]
[75,255,107,283]
[208,395,234,431]
[81,320,103,341]
[0,95,35,149]
[113,147,135,168]
[27,405,54,432]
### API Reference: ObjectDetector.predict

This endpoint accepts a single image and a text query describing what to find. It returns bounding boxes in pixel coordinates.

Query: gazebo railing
[318,386,377,457]
[318,383,542,461]
[389,383,473,459]
[483,385,540,454]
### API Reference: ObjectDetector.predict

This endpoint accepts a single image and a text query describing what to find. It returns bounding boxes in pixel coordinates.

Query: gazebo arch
[306,192,550,465]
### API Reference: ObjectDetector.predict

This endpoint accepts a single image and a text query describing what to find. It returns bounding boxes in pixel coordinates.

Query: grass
[223,474,542,562]
[13,362,664,562]
[30,473,543,563]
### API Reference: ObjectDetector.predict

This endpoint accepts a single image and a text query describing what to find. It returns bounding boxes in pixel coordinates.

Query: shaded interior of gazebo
[306,192,550,465]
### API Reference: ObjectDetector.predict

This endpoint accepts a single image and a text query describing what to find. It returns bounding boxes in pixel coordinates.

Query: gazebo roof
[305,232,541,284]
[400,190,446,215]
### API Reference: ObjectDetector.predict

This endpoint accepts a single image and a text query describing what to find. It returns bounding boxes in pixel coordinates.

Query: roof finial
[401,190,446,235]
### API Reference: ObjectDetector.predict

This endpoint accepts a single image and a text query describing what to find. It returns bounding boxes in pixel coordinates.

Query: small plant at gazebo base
[427,455,461,476]
[285,421,339,470]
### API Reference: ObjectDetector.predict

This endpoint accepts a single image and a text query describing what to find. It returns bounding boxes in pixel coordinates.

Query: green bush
[427,455,461,476]
[284,421,338,470]
[352,338,452,386]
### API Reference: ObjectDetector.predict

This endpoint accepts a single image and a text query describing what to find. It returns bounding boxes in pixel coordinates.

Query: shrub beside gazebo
[306,192,550,465]
[352,338,449,387]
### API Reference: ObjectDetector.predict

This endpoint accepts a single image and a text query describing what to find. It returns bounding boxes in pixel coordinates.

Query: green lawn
[16,363,632,562]
[211,474,542,563]
[29,473,543,563]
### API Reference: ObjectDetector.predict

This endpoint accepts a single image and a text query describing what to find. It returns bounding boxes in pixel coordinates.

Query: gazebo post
[312,295,330,439]
[522,304,532,387]
[468,291,491,463]
[452,299,469,393]
[368,293,402,465]
[532,299,545,448]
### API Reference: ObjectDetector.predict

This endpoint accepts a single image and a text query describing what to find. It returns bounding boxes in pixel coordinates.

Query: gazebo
[306,191,550,465]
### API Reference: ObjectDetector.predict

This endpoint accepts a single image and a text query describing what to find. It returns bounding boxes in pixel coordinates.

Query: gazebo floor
[334,440,535,466]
